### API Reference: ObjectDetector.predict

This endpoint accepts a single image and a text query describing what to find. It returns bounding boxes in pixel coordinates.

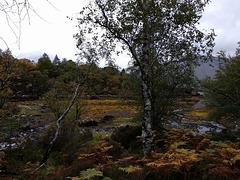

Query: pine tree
[53,55,60,65]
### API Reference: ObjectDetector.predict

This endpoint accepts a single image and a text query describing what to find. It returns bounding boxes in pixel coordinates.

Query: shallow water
[166,119,226,133]
[0,122,55,150]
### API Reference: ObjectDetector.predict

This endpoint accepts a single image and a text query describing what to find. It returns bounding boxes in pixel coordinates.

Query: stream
[0,100,227,150]
[166,118,226,133]
[0,122,56,150]
[166,100,226,133]
[0,118,226,151]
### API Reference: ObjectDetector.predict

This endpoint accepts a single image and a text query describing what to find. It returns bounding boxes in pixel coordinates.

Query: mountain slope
[194,58,219,80]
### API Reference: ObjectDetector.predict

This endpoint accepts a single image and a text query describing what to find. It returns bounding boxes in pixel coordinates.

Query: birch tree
[76,0,215,156]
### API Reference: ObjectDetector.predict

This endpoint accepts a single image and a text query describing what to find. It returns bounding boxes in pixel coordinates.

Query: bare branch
[36,62,93,170]
[95,1,144,74]
[0,37,9,49]
[0,0,54,49]
[46,0,60,12]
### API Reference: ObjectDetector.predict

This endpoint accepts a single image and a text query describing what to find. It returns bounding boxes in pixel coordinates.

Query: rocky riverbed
[0,102,52,150]
[0,99,227,150]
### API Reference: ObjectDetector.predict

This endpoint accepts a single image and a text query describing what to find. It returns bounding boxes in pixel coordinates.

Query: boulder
[79,117,98,127]
[21,124,31,131]
[101,115,115,123]
[117,123,133,128]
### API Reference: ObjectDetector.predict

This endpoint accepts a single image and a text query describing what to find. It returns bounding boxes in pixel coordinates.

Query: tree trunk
[141,73,153,156]
[141,0,153,156]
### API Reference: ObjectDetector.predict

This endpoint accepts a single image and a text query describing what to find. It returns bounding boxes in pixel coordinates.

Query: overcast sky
[0,0,240,68]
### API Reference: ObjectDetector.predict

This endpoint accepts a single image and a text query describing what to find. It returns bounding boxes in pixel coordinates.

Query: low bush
[3,125,92,178]
[111,125,142,154]
[210,129,240,143]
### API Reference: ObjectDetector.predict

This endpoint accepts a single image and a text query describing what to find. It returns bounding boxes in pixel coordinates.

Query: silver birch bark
[141,0,153,156]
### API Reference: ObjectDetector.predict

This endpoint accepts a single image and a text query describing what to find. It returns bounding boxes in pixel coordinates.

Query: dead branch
[37,62,93,169]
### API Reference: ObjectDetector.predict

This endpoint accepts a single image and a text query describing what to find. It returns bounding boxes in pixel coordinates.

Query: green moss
[18,105,41,115]
[181,119,205,125]
[84,133,111,147]
[112,118,130,126]
[93,132,111,140]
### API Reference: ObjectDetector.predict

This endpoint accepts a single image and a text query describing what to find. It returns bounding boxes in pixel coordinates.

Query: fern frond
[119,165,143,174]
[79,168,103,180]
[170,141,187,149]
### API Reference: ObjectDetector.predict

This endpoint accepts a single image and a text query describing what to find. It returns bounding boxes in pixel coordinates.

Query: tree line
[0,50,126,101]
[0,48,200,121]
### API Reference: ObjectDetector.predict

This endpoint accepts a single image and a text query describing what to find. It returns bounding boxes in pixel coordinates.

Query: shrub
[4,124,92,176]
[111,125,142,154]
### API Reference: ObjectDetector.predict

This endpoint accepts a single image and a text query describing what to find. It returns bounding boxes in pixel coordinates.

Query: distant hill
[194,57,219,80]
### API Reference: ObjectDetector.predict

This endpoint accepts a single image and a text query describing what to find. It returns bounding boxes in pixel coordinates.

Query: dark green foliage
[124,64,197,127]
[53,55,60,65]
[30,70,50,97]
[104,138,126,160]
[49,128,92,165]
[4,146,42,175]
[36,53,56,78]
[121,67,142,100]
[86,64,123,97]
[42,79,77,119]
[111,125,142,153]
[210,130,240,143]
[151,63,197,126]
[122,55,198,128]
[48,127,92,155]
[58,60,79,83]
[202,44,240,122]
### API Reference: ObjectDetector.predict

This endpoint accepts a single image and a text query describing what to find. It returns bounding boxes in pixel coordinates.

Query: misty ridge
[194,56,219,80]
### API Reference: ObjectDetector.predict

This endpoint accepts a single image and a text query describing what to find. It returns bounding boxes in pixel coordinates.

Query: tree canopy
[76,0,215,156]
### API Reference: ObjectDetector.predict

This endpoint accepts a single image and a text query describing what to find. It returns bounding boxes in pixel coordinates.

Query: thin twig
[0,0,55,49]
[0,37,9,49]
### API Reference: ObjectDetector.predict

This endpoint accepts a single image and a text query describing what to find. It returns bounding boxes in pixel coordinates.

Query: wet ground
[0,99,226,150]
[166,100,226,133]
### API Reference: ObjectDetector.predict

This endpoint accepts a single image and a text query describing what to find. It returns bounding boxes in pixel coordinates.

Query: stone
[21,124,31,131]
[79,117,98,127]
[101,115,115,123]
[117,123,133,128]
[193,100,206,109]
